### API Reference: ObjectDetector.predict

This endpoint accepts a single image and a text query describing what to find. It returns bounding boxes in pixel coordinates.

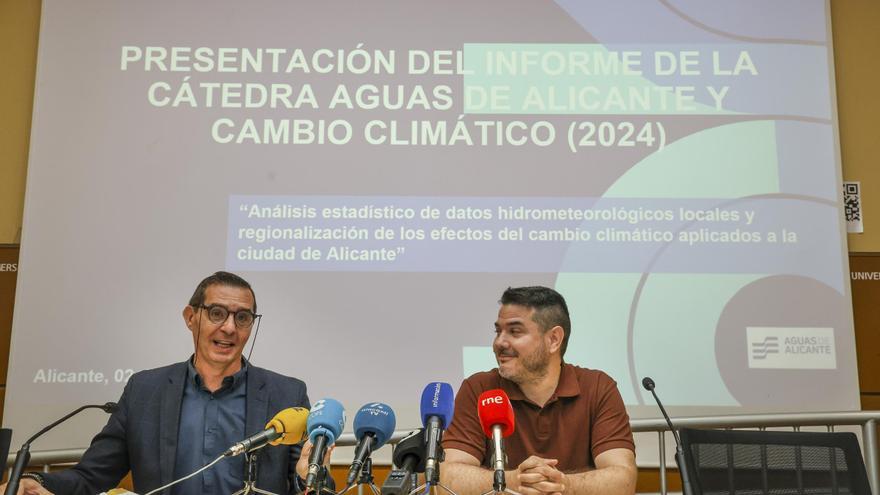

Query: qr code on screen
[844,182,861,222]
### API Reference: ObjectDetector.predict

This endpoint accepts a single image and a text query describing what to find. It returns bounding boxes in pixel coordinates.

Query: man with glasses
[6,272,316,495]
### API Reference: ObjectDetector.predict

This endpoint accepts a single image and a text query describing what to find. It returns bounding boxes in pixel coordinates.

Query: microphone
[382,428,427,495]
[420,382,454,485]
[346,402,396,486]
[393,428,427,473]
[5,402,118,495]
[305,398,346,491]
[642,377,694,495]
[137,409,309,495]
[477,389,515,493]
[224,407,309,457]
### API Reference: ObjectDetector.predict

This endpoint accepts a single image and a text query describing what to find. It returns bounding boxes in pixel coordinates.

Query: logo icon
[746,327,836,370]
[751,336,779,360]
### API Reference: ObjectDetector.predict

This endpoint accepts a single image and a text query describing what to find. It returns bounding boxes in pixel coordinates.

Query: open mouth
[213,340,235,350]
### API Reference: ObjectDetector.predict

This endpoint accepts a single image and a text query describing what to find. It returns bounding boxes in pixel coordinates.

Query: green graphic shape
[605,120,780,198]
[463,346,496,379]
[628,273,762,405]
[554,273,643,403]
[550,119,781,404]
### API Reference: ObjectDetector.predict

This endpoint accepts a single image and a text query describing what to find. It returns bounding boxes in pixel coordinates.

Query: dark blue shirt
[172,358,248,495]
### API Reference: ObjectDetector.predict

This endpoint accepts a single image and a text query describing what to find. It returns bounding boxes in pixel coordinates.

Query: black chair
[679,428,873,495]
[0,428,11,476]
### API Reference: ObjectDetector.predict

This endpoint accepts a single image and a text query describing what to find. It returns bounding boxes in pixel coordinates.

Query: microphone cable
[246,313,262,363]
[143,453,226,495]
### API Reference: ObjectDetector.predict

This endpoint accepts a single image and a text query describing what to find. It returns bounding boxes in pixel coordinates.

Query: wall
[0,0,39,245]
[834,1,880,252]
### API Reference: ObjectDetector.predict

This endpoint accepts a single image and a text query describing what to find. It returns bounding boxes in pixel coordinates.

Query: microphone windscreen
[477,389,515,438]
[420,382,454,429]
[641,377,655,391]
[307,398,346,444]
[392,428,427,473]
[267,407,309,446]
[353,403,396,448]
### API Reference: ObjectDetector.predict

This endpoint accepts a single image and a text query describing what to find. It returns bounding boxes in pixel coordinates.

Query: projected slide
[6,0,857,450]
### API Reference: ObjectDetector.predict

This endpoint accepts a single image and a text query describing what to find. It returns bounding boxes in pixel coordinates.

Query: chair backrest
[0,428,10,465]
[679,428,873,495]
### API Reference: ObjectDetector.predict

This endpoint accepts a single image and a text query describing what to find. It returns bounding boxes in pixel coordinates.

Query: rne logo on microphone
[432,383,441,407]
[481,395,504,406]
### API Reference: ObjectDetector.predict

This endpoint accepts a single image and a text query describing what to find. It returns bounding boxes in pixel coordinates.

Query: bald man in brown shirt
[441,287,637,495]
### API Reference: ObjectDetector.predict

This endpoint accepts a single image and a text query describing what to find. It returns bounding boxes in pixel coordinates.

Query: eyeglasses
[195,304,261,329]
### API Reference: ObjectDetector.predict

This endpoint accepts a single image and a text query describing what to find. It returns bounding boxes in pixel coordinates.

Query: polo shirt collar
[499,375,527,401]
[555,363,581,398]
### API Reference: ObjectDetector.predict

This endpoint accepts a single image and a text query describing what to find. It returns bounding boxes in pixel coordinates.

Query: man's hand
[511,456,565,495]
[295,439,335,480]
[441,448,566,495]
[0,479,54,495]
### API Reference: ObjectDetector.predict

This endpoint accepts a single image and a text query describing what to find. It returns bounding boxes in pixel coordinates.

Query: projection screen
[5,0,858,453]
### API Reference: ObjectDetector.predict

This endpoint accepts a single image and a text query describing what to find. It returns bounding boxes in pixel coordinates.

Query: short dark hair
[188,271,257,312]
[500,286,571,357]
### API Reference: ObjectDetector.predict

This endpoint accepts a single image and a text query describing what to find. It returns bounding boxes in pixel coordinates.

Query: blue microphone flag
[419,382,454,429]
[307,398,346,444]
[353,402,397,448]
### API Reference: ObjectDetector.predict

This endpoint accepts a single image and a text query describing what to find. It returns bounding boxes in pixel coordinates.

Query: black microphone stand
[4,402,117,495]
[304,462,335,495]
[409,446,458,495]
[642,377,695,495]
[339,457,380,495]
[306,469,337,495]
[409,470,419,495]
[231,451,280,495]
[673,442,695,495]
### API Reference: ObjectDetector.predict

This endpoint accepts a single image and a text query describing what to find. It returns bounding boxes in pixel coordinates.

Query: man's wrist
[294,467,330,492]
[561,472,571,493]
[20,472,46,486]
[505,468,519,492]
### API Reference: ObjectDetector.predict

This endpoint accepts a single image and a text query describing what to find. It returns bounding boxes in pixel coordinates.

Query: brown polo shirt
[442,364,634,472]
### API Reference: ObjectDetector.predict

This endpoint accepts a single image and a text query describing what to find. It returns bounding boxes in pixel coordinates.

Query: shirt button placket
[538,408,551,438]
[204,397,218,490]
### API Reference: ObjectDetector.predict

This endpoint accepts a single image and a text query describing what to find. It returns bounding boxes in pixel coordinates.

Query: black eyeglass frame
[193,304,262,329]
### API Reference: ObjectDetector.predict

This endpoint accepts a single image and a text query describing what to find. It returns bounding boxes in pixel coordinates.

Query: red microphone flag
[477,389,515,438]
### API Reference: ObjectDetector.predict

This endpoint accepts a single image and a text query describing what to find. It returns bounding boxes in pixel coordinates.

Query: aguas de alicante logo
[746,328,835,370]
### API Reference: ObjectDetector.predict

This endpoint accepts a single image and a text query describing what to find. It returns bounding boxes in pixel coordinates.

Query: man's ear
[547,325,564,354]
[183,305,196,332]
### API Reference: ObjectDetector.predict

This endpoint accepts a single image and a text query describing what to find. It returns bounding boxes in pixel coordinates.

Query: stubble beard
[498,341,551,385]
